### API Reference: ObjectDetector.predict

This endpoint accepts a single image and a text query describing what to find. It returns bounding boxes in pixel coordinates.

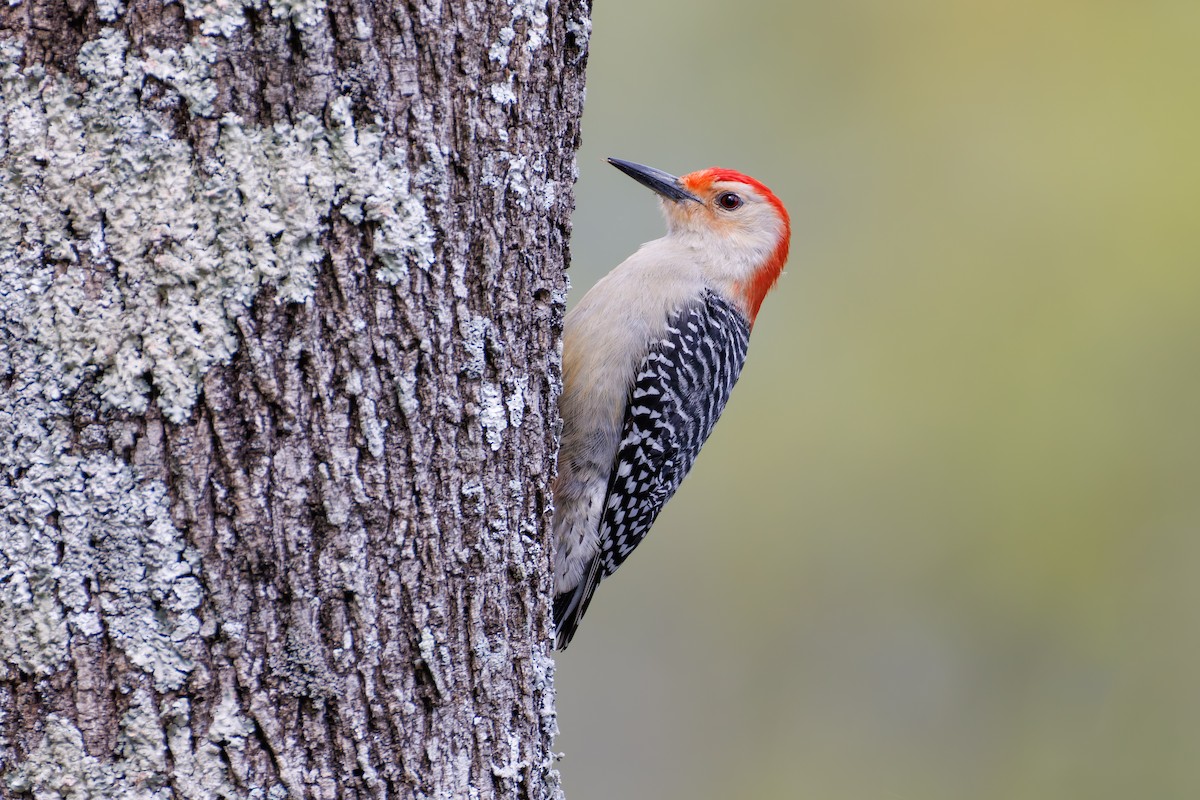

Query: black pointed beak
[608,158,703,204]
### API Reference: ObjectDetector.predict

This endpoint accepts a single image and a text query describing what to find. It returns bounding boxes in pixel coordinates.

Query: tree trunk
[0,0,588,797]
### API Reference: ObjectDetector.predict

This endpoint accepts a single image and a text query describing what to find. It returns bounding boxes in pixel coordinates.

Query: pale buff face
[658,172,791,317]
[662,180,786,273]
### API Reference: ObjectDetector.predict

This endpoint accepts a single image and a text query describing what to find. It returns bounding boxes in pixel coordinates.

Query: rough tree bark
[0,0,589,797]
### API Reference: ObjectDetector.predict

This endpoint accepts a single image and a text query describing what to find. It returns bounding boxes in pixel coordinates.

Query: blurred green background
[555,1,1200,798]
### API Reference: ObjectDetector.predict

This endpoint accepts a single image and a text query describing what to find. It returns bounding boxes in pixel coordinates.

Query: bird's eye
[717,192,743,210]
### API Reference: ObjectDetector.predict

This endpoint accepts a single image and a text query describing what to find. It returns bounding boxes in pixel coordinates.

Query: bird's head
[608,158,791,323]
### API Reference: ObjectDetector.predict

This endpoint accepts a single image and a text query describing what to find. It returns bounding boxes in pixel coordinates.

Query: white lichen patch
[490,77,517,106]
[0,33,436,423]
[141,38,219,117]
[269,0,327,30]
[184,0,333,37]
[162,695,254,797]
[0,331,201,689]
[481,150,552,213]
[480,382,509,451]
[490,732,529,780]
[357,396,387,458]
[97,0,126,22]
[328,97,436,284]
[488,0,549,66]
[5,690,260,799]
[515,0,550,53]
[539,179,557,212]
[488,25,517,65]
[182,0,251,38]
[460,314,490,378]
[506,376,527,429]
[208,685,254,747]
[115,690,169,777]
[566,12,591,50]
[4,713,170,800]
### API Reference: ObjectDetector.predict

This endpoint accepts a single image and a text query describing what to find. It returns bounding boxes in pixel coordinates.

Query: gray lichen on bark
[0,0,589,795]
[1,31,435,423]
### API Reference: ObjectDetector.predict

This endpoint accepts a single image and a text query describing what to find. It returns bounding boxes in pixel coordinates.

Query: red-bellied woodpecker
[552,158,791,649]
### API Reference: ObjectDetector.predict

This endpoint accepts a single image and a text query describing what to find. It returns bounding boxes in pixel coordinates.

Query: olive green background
[554,1,1200,798]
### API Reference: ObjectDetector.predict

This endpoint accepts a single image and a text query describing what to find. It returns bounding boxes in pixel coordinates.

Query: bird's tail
[553,556,604,650]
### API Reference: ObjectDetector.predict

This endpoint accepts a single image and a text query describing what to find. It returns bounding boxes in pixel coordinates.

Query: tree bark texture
[0,0,589,797]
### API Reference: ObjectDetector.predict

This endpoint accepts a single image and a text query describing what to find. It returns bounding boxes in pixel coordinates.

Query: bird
[552,157,791,649]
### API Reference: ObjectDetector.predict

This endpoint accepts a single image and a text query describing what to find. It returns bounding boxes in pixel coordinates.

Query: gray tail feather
[553,556,604,650]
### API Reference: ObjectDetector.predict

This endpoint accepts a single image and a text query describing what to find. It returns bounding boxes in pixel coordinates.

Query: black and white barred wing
[554,291,751,648]
[598,292,751,574]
